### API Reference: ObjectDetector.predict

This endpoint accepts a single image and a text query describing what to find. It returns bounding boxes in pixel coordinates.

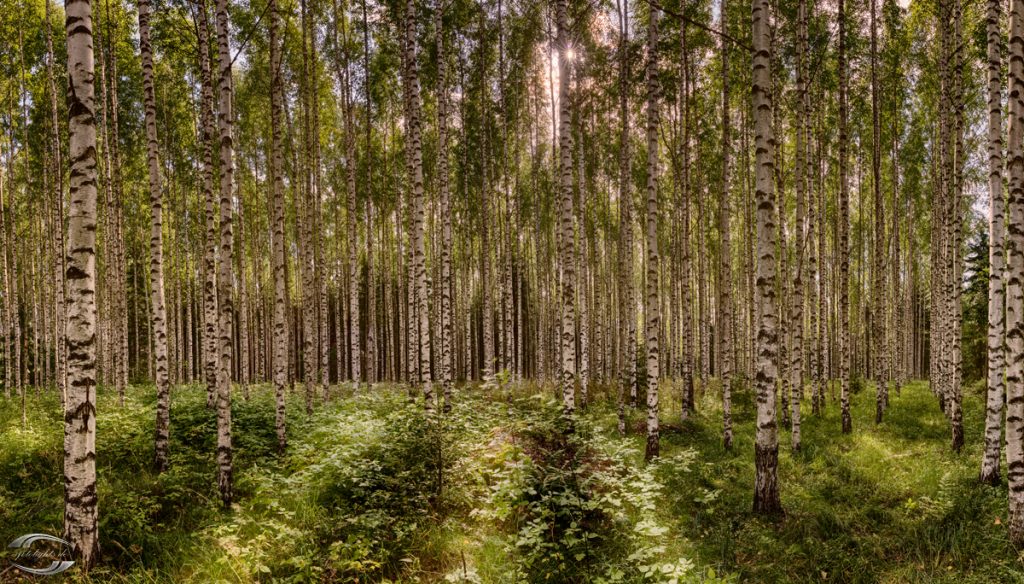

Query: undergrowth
[0,377,1020,582]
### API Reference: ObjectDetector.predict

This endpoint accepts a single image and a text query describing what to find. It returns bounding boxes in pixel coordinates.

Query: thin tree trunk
[1,138,9,401]
[213,0,236,506]
[816,109,827,413]
[46,0,66,402]
[615,0,632,434]
[197,1,219,409]
[185,280,194,383]
[807,66,819,415]
[362,0,376,386]
[948,0,965,452]
[891,62,903,390]
[870,0,886,425]
[437,0,453,411]
[403,0,433,410]
[299,0,317,414]
[341,21,361,388]
[982,0,1006,485]
[556,0,576,416]
[680,18,694,420]
[789,0,807,450]
[102,0,128,399]
[644,3,661,461]
[719,0,734,449]
[238,201,251,398]
[838,0,852,434]
[139,0,172,472]
[481,96,494,383]
[313,42,329,403]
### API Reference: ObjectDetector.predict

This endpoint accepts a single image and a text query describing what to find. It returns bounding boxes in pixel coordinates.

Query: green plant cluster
[6,378,1015,583]
[473,393,728,584]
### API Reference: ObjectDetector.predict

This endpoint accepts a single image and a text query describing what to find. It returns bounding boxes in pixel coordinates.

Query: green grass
[0,377,1021,582]
[610,377,1024,583]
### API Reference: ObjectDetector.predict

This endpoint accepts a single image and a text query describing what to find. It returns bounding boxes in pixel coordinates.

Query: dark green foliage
[500,405,621,583]
[1,379,1019,582]
[961,229,989,385]
[850,375,866,395]
[308,403,454,579]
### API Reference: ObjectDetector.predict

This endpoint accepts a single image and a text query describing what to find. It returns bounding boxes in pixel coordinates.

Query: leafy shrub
[290,399,459,581]
[0,420,64,549]
[476,394,715,583]
[850,375,866,395]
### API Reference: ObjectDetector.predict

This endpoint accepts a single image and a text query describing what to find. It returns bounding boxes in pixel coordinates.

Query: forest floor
[0,376,1022,583]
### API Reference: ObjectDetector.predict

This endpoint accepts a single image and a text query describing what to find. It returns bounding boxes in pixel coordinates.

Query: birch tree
[557,0,576,416]
[870,0,886,423]
[402,0,433,410]
[213,0,236,506]
[616,0,633,432]
[752,0,782,515]
[720,0,734,449]
[789,0,808,450]
[1005,0,1024,546]
[644,2,660,461]
[139,0,171,472]
[838,0,852,434]
[981,0,1006,485]
[270,0,288,453]
[197,0,219,410]
[63,0,101,565]
[437,0,454,411]
[45,0,66,402]
[344,14,361,387]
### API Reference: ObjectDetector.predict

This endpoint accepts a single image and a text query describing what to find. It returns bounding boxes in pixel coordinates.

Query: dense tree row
[0,0,1009,566]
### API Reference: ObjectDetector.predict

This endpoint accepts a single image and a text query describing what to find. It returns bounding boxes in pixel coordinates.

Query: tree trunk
[719,0,734,449]
[437,0,454,411]
[46,0,66,402]
[982,0,1006,485]
[556,0,576,416]
[344,34,361,388]
[948,0,965,453]
[615,0,632,434]
[816,110,827,413]
[268,0,288,453]
[238,201,250,399]
[197,1,219,409]
[362,0,376,386]
[299,0,317,414]
[213,0,236,506]
[752,0,782,515]
[63,0,101,565]
[680,19,695,420]
[1007,0,1024,546]
[1,138,9,401]
[870,0,886,425]
[838,0,852,434]
[403,0,433,410]
[789,0,807,450]
[139,0,172,472]
[644,3,661,461]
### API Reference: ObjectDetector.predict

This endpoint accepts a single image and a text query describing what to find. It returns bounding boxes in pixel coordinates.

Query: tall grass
[0,377,1020,583]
